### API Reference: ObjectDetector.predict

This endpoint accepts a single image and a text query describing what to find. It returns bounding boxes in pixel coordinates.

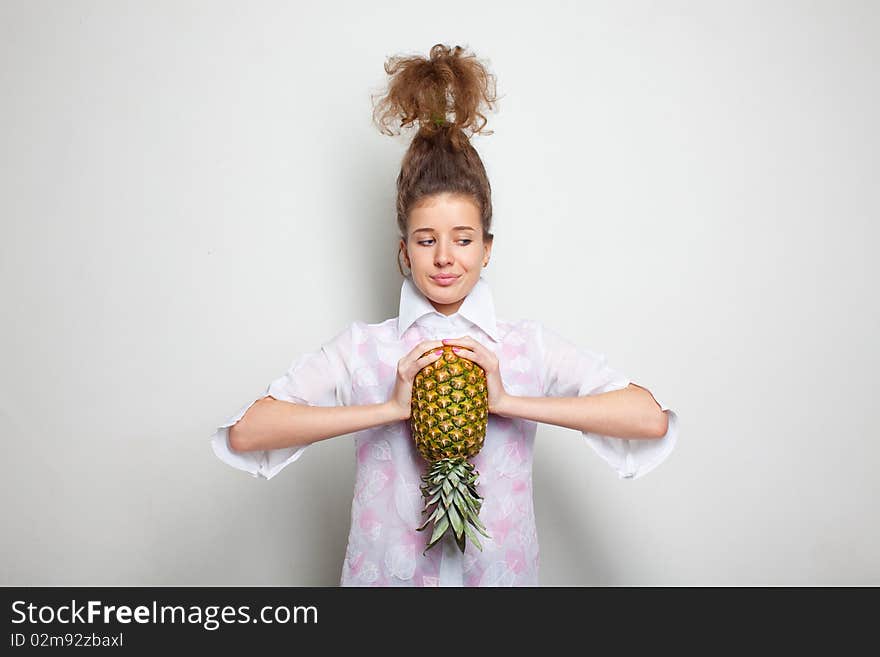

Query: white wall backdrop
[1,0,877,586]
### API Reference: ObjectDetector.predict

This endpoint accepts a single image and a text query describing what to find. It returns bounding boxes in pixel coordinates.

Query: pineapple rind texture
[410,345,492,554]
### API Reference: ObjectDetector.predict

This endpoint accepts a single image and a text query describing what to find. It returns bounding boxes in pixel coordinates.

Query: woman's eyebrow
[412,226,476,234]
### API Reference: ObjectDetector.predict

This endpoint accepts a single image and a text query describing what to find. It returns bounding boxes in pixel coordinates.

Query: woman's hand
[388,339,446,421]
[440,336,511,415]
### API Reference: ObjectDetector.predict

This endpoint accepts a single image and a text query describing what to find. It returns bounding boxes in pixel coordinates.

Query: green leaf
[463,521,484,551]
[452,491,469,519]
[448,502,463,539]
[418,508,438,530]
[475,525,493,540]
[468,508,487,527]
[428,515,450,546]
[427,504,444,522]
[456,491,480,517]
[467,515,493,539]
[417,503,444,530]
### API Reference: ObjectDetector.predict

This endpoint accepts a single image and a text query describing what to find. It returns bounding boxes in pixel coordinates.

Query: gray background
[2,0,877,585]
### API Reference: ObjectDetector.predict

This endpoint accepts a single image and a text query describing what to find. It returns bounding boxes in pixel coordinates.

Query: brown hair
[371,43,501,276]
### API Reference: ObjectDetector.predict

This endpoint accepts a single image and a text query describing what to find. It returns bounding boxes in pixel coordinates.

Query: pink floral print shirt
[210,275,679,586]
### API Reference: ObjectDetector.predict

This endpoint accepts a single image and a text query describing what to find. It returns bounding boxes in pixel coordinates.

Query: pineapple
[410,344,493,555]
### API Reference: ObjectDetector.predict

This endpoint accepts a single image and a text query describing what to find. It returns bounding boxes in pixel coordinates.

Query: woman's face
[400,193,492,316]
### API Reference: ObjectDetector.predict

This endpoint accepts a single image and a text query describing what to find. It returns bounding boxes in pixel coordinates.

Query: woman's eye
[417,239,472,246]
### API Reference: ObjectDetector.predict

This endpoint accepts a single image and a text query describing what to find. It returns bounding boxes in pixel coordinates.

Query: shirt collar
[397,274,500,342]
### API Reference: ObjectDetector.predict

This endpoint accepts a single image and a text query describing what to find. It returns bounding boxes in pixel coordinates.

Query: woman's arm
[494,383,668,439]
[229,397,406,453]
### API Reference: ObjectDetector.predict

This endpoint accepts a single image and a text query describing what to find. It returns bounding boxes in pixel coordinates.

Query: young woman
[210,44,678,587]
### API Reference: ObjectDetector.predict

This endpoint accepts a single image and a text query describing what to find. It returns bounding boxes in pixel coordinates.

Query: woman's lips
[431,275,459,287]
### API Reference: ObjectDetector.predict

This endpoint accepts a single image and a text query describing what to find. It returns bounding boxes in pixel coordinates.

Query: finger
[442,337,483,356]
[408,350,445,375]
[415,339,446,352]
[416,347,445,364]
[451,349,491,377]
[446,341,480,361]
[411,340,445,359]
[445,340,494,370]
[401,348,443,377]
[442,336,482,349]
[452,346,480,362]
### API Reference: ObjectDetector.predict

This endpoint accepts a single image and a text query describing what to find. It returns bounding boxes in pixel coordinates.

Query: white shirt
[210,275,679,585]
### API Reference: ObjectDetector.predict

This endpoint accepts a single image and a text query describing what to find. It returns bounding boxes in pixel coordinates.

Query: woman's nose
[434,243,452,265]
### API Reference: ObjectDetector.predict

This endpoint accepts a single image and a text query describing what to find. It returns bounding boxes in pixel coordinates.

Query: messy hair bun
[372,43,498,151]
[371,43,501,276]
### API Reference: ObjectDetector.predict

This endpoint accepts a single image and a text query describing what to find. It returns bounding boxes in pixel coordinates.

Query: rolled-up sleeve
[536,321,678,480]
[209,322,354,480]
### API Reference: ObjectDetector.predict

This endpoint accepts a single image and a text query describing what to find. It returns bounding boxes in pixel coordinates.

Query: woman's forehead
[409,211,481,232]
[411,224,476,234]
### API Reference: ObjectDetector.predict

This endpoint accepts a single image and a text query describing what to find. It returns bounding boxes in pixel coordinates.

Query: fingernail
[452,347,460,351]
[433,349,442,354]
